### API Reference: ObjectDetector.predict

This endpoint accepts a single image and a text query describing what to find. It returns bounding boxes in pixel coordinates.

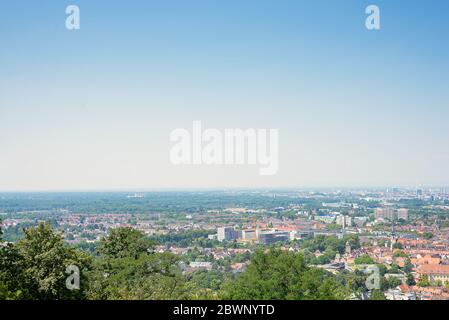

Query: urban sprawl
[2,188,449,300]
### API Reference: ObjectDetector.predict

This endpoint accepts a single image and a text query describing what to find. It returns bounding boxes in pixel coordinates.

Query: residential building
[397,208,409,220]
[375,207,395,220]
[418,264,449,284]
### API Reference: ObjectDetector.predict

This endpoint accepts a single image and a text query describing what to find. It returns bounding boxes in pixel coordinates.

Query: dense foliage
[0,223,357,300]
[0,223,91,299]
[222,249,350,300]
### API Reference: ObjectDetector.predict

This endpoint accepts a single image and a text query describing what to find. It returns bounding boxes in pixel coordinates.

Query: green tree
[392,242,403,250]
[376,264,388,276]
[98,227,154,259]
[370,289,387,300]
[354,254,375,265]
[402,259,414,273]
[406,273,416,286]
[422,232,433,240]
[417,275,431,287]
[388,264,401,274]
[341,270,369,297]
[386,276,403,289]
[15,222,92,299]
[87,252,192,300]
[0,243,26,299]
[222,249,349,300]
[393,250,407,258]
[89,227,192,300]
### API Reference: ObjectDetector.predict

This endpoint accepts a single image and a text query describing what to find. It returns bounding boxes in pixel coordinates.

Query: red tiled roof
[419,264,449,275]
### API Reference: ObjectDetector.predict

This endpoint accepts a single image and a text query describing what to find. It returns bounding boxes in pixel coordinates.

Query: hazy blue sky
[1,0,448,191]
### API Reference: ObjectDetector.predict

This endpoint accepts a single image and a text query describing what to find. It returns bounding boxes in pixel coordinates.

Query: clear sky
[0,0,448,191]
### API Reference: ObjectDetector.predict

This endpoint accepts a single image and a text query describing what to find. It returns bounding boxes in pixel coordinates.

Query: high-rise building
[397,208,409,221]
[375,208,395,220]
[353,216,368,227]
[345,216,353,227]
[336,215,353,228]
[336,215,345,226]
[217,226,240,242]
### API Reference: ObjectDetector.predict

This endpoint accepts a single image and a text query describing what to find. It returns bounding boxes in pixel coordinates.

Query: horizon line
[0,186,447,193]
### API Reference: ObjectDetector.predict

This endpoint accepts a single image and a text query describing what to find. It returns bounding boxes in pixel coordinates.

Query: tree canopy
[98,227,154,259]
[222,249,349,300]
[0,222,91,300]
[1,224,367,300]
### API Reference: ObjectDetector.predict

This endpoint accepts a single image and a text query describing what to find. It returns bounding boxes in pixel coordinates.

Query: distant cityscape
[2,188,449,300]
